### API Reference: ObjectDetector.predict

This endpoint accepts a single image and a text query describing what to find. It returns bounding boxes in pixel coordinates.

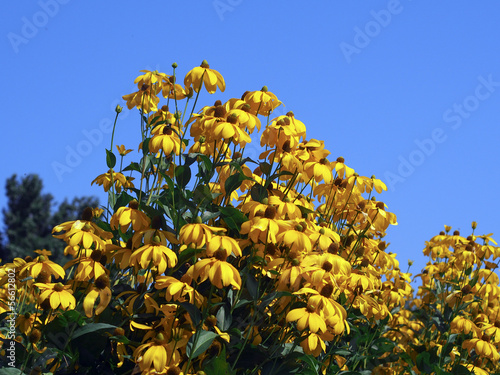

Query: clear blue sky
[2,1,500,279]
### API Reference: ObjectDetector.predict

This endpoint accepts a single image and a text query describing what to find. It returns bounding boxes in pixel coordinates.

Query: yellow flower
[35,282,76,310]
[110,200,151,233]
[83,275,112,317]
[154,275,204,307]
[206,235,242,257]
[133,70,168,89]
[239,206,282,244]
[64,249,108,281]
[286,302,326,333]
[184,60,225,94]
[188,248,242,289]
[91,169,135,193]
[149,124,184,156]
[133,333,180,373]
[300,332,326,357]
[244,86,282,115]
[122,83,160,113]
[463,336,500,362]
[130,239,178,274]
[116,144,132,156]
[20,255,65,280]
[179,221,225,250]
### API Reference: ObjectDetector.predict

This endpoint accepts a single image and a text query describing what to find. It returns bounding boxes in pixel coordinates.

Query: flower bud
[115,105,123,113]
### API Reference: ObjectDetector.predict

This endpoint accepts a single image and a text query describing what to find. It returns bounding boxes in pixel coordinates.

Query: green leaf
[224,172,245,197]
[72,323,116,340]
[123,161,142,172]
[180,302,202,327]
[219,206,248,233]
[250,183,268,202]
[142,137,151,154]
[204,347,235,375]
[175,165,191,188]
[0,369,28,375]
[216,304,232,331]
[106,148,116,169]
[113,191,134,211]
[452,365,473,375]
[416,352,432,373]
[186,330,218,359]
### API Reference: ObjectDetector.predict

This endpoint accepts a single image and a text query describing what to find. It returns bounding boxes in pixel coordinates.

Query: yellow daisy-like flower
[133,70,168,89]
[155,275,204,307]
[286,302,326,333]
[83,274,112,317]
[110,200,151,233]
[206,235,242,257]
[122,83,161,113]
[184,60,225,94]
[188,248,242,289]
[91,169,135,194]
[20,255,65,280]
[65,249,108,281]
[116,144,133,156]
[450,316,481,336]
[244,86,282,116]
[462,336,500,362]
[179,220,225,250]
[300,332,326,357]
[149,124,184,156]
[130,237,178,274]
[35,282,76,310]
[133,333,180,373]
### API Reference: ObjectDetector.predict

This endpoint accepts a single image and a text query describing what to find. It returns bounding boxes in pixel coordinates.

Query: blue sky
[1,1,500,279]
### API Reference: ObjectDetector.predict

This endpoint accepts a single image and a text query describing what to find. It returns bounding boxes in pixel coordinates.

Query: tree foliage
[0,174,98,263]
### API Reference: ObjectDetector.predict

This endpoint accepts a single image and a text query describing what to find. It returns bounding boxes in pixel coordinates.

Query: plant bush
[0,61,499,375]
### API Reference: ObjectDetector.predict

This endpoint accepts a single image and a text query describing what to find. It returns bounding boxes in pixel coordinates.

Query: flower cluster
[0,62,498,375]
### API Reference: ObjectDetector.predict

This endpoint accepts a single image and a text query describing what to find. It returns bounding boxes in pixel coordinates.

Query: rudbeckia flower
[110,200,151,233]
[21,255,65,280]
[130,237,178,274]
[83,274,112,317]
[463,336,500,362]
[64,249,108,281]
[122,83,161,113]
[155,275,204,307]
[299,332,326,357]
[149,124,184,156]
[35,282,76,310]
[116,144,133,156]
[188,248,242,289]
[184,60,225,94]
[133,333,181,373]
[244,86,282,115]
[179,220,225,250]
[286,302,326,333]
[205,235,242,257]
[91,169,135,193]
